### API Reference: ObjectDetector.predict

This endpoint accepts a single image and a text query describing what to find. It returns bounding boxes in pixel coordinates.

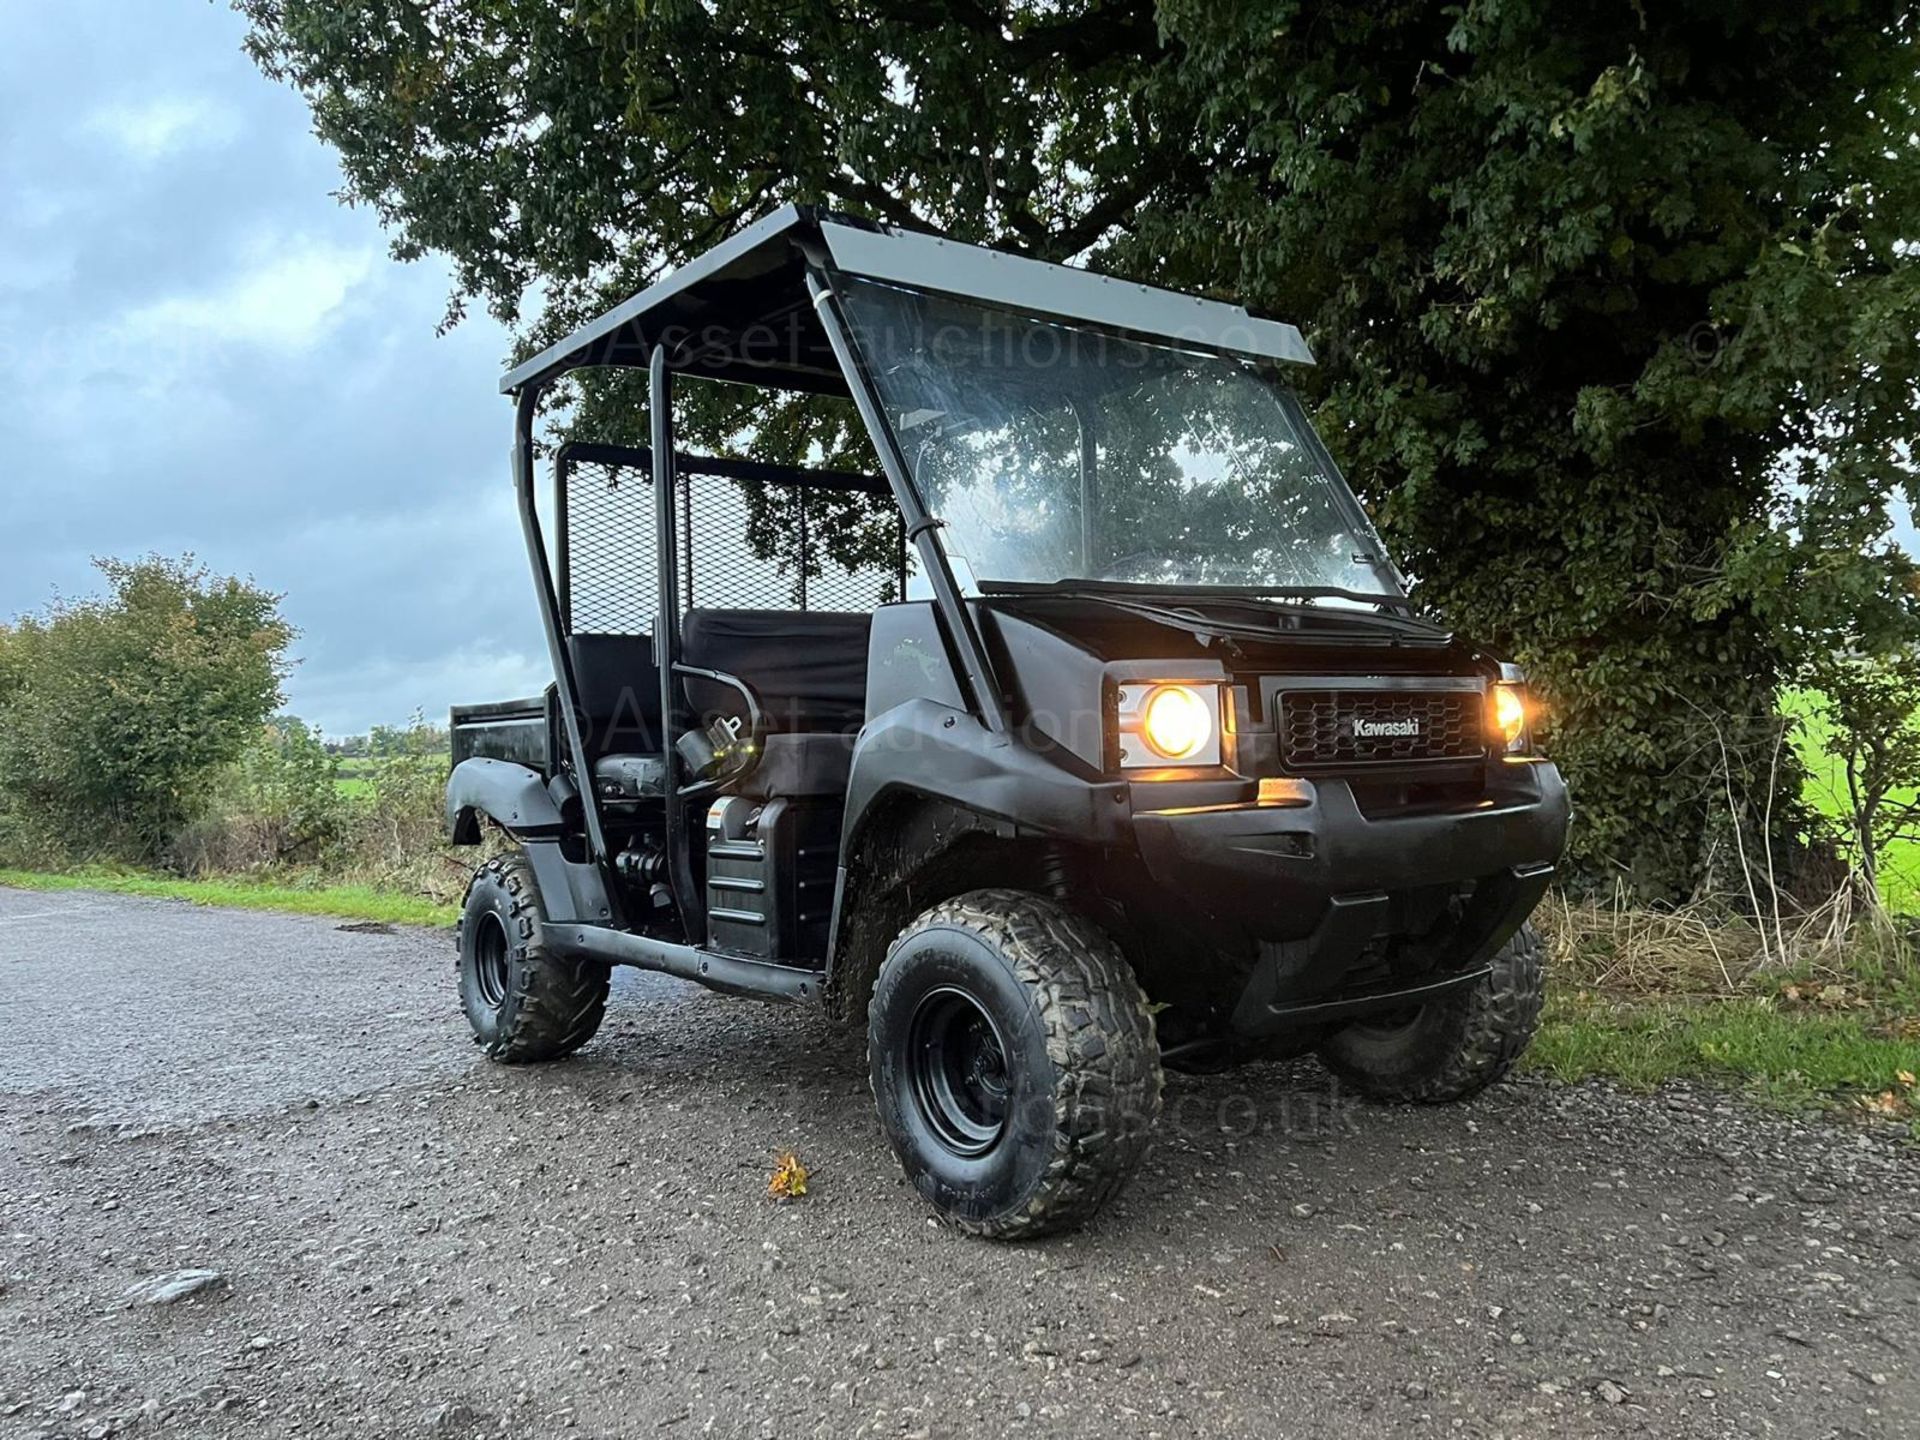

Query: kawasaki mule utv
[446,206,1570,1238]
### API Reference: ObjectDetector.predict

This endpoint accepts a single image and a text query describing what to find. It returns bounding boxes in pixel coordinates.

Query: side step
[540,922,820,1003]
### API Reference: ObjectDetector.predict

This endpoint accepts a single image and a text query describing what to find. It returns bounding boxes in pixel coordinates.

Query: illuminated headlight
[1116,682,1223,769]
[1490,682,1530,753]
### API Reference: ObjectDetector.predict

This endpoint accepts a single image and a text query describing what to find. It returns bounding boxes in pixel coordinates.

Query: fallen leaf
[768,1150,809,1199]
[1897,1070,1916,1090]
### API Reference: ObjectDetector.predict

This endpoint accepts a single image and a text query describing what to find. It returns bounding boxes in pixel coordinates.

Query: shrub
[167,717,348,874]
[353,716,448,867]
[0,557,291,864]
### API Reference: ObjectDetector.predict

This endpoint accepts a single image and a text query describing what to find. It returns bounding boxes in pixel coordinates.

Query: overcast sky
[0,0,550,736]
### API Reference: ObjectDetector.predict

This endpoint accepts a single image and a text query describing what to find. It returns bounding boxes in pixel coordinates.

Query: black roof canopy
[500,204,1314,397]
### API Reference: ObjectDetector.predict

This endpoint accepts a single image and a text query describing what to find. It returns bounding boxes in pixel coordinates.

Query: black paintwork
[445,210,1572,1038]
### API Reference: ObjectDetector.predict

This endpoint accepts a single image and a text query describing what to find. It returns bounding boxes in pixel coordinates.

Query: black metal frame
[804,266,1008,734]
[508,215,1332,906]
[506,237,1278,983]
[513,335,923,954]
[512,385,613,873]
[490,218,1561,1019]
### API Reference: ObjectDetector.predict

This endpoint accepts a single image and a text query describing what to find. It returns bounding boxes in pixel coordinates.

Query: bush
[0,557,291,864]
[352,717,448,869]
[167,717,348,874]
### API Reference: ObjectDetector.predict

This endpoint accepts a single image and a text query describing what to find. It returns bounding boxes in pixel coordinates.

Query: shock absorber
[615,839,673,911]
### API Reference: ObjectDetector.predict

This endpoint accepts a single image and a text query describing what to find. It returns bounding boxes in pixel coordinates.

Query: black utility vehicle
[447,207,1570,1237]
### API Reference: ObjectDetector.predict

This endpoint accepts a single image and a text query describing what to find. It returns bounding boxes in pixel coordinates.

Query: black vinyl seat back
[567,632,662,757]
[680,608,873,735]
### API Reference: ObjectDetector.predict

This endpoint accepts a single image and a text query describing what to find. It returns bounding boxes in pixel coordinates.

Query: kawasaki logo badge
[1350,716,1421,739]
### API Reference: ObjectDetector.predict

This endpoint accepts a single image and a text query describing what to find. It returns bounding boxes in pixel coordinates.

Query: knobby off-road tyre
[457,854,610,1063]
[868,888,1164,1240]
[1317,921,1545,1103]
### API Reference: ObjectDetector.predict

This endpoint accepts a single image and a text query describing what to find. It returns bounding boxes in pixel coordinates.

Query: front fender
[840,698,1129,852]
[445,757,564,843]
[820,701,1129,1024]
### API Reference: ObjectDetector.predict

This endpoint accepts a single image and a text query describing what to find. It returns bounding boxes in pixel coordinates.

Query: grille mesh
[560,453,907,634]
[1279,689,1485,767]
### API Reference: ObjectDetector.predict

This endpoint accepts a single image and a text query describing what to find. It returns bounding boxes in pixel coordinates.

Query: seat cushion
[591,752,666,802]
[680,608,872,733]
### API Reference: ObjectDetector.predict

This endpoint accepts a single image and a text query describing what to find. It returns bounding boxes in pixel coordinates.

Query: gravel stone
[121,1269,226,1306]
[1,885,1915,1439]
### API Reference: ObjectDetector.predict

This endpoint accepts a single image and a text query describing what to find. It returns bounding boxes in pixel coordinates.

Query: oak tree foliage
[241,0,1920,894]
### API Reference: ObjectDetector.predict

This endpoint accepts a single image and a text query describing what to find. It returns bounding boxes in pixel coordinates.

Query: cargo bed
[450,693,552,771]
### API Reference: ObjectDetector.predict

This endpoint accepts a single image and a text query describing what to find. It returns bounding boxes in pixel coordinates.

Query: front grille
[1279,689,1485,768]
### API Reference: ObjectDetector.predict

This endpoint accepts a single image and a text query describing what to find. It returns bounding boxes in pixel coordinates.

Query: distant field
[1786,689,1920,913]
[335,756,375,799]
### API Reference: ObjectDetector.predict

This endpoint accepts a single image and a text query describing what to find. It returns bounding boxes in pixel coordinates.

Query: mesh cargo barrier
[557,447,908,633]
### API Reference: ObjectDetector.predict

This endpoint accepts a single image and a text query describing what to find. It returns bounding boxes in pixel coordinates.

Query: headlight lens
[1142,685,1213,761]
[1491,683,1528,752]
[1115,681,1224,769]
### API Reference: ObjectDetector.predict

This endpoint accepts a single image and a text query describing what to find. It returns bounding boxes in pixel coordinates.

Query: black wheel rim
[906,986,1011,1158]
[473,911,512,1010]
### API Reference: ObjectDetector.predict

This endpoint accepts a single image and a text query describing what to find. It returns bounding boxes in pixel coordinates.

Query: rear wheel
[1317,922,1545,1102]
[457,854,610,1063]
[868,889,1163,1239]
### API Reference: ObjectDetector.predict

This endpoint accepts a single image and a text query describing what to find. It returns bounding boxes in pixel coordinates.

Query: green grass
[0,867,457,927]
[1530,990,1919,1125]
[334,756,377,799]
[1784,688,1920,912]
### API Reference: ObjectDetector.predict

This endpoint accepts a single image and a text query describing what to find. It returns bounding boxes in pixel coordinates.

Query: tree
[241,0,1920,894]
[0,557,293,861]
[1807,652,1920,906]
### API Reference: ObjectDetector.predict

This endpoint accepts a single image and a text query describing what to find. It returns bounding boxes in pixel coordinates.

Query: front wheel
[868,889,1163,1240]
[457,854,610,1063]
[1318,922,1545,1103]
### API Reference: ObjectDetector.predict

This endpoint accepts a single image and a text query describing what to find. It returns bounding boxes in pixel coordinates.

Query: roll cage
[504,204,1318,933]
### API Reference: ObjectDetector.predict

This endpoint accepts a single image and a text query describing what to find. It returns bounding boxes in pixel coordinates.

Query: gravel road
[1,884,1915,1439]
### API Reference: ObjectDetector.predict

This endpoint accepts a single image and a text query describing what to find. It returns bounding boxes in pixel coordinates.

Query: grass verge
[1530,991,1918,1123]
[1532,896,1919,1134]
[0,867,458,927]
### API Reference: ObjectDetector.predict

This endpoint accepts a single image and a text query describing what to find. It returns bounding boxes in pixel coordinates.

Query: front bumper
[1130,760,1570,1035]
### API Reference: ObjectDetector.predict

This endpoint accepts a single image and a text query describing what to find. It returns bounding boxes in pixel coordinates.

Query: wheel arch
[823,785,1093,1026]
[446,756,565,845]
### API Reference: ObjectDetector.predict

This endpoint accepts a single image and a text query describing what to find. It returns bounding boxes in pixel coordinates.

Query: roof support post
[650,345,705,943]
[512,381,613,872]
[804,269,1008,737]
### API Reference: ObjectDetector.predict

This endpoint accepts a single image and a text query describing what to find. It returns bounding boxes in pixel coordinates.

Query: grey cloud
[0,0,550,735]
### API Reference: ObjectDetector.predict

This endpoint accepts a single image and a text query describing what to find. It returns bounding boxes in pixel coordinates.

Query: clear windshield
[840,280,1401,597]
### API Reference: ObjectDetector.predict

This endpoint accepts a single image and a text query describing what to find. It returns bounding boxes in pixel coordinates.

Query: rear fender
[445,757,565,844]
[446,760,614,925]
